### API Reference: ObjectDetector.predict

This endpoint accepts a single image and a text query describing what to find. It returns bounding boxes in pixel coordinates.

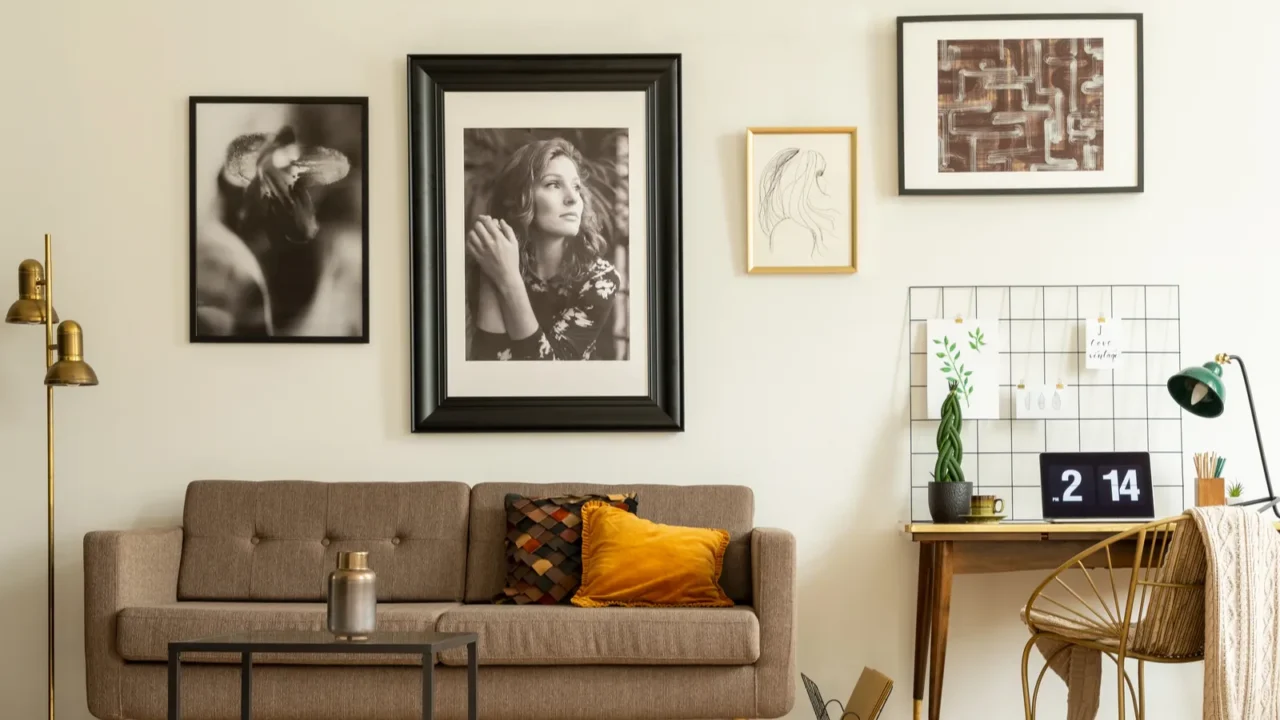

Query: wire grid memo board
[908,285,1187,522]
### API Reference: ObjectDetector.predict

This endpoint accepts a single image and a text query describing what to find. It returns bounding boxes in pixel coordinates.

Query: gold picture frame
[746,126,858,274]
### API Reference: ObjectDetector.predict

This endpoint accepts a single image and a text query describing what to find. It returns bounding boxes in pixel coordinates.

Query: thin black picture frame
[897,14,1144,196]
[188,95,371,344]
[407,54,684,433]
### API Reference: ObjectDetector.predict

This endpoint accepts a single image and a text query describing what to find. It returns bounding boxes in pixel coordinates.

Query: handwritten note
[1086,317,1122,370]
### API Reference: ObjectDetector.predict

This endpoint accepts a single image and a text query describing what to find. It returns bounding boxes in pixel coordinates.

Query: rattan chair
[1020,515,1207,720]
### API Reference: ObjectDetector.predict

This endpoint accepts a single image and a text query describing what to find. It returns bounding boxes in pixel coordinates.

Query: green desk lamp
[1167,353,1279,517]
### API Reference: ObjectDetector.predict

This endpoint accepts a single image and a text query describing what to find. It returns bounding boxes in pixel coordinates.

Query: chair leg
[1020,634,1039,720]
[1117,653,1127,720]
[1137,661,1146,720]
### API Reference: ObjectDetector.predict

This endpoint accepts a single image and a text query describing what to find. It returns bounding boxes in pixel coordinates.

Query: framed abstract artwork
[189,96,369,342]
[408,54,684,432]
[746,127,858,274]
[898,14,1144,195]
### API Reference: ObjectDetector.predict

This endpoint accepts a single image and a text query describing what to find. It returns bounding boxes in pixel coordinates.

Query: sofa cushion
[572,501,733,609]
[435,604,759,666]
[178,480,470,601]
[117,602,458,665]
[497,493,639,605]
[467,483,754,604]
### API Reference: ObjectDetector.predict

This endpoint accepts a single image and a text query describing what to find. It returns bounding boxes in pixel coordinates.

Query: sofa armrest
[84,527,182,720]
[751,527,796,718]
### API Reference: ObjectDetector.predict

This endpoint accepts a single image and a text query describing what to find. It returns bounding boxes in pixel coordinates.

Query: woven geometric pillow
[495,493,639,605]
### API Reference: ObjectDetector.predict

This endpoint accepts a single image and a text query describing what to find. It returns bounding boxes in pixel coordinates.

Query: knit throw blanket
[1032,507,1280,719]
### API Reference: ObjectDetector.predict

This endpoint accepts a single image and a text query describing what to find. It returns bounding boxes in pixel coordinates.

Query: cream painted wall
[1,1,1275,718]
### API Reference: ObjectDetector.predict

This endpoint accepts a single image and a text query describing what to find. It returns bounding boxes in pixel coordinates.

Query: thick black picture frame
[407,54,684,433]
[188,95,371,343]
[897,14,1144,196]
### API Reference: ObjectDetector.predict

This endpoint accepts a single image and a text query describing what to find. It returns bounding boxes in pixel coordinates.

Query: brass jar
[326,551,376,640]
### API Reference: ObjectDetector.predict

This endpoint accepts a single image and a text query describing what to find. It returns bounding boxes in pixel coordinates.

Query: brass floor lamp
[6,234,98,720]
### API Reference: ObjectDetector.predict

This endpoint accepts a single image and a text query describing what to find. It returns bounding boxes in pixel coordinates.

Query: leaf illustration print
[934,335,973,407]
[968,326,987,353]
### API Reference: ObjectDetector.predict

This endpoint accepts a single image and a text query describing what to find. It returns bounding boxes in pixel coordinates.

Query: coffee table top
[170,630,478,654]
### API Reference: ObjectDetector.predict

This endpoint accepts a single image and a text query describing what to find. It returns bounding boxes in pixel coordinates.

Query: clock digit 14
[1103,468,1141,502]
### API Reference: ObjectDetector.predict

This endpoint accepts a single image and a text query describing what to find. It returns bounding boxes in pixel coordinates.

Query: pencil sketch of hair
[757,148,837,257]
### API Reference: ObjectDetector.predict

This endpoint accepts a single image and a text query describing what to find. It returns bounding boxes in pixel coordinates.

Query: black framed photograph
[408,54,683,432]
[189,96,369,342]
[897,14,1143,195]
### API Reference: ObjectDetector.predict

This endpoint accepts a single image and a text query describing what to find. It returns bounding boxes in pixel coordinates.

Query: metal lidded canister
[327,551,376,640]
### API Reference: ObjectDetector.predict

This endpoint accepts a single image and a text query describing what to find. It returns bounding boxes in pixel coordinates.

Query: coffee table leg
[167,646,180,720]
[241,652,253,720]
[467,641,478,720]
[422,653,435,720]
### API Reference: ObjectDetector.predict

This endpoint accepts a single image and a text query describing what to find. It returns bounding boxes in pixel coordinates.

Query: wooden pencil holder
[1196,477,1226,507]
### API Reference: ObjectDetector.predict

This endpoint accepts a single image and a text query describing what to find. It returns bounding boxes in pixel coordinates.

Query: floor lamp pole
[5,233,99,720]
[44,235,55,720]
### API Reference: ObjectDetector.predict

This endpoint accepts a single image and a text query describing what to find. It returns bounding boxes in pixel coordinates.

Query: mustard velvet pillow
[571,500,734,608]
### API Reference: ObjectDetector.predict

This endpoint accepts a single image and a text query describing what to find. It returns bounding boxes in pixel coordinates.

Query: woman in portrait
[757,148,837,259]
[466,137,621,361]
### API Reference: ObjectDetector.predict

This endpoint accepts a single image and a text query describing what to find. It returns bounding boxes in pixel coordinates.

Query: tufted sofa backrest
[177,480,471,602]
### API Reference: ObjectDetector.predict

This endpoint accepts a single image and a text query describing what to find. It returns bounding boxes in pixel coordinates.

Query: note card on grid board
[1086,317,1122,370]
[926,318,1000,420]
[1015,384,1075,419]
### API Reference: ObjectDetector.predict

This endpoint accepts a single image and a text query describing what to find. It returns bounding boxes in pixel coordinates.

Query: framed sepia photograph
[746,127,857,274]
[408,54,683,432]
[189,96,369,342]
[898,14,1143,195]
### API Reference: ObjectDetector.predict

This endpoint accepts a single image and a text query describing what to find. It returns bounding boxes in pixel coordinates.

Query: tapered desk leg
[467,641,478,720]
[912,543,936,720]
[167,646,180,720]
[422,653,435,720]
[241,652,252,720]
[928,542,954,720]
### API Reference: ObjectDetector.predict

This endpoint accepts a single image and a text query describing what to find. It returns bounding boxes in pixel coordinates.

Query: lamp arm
[1230,355,1278,519]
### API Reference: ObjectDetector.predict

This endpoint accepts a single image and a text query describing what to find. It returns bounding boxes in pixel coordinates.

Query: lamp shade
[45,320,98,387]
[5,259,58,325]
[1168,360,1226,418]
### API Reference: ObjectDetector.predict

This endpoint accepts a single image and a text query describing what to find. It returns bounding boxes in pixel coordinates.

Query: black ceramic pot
[928,482,973,524]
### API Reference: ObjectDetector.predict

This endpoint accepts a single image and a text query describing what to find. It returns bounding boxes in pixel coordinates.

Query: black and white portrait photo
[189,97,369,343]
[409,54,683,432]
[462,128,630,362]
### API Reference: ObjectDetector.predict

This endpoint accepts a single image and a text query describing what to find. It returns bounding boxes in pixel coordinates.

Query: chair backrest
[1025,515,1206,662]
[178,480,472,602]
[1128,517,1207,658]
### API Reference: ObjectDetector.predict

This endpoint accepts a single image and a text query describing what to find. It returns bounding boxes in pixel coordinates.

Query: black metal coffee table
[167,630,479,720]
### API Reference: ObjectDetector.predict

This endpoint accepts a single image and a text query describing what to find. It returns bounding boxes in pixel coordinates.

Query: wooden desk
[906,522,1141,720]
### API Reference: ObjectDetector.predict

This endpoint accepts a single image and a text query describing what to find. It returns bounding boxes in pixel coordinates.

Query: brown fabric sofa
[84,480,797,720]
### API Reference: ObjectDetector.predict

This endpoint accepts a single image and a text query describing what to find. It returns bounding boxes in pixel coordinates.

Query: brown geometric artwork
[938,38,1104,172]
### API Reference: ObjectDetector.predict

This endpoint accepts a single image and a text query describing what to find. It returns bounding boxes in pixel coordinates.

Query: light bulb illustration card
[1015,384,1076,420]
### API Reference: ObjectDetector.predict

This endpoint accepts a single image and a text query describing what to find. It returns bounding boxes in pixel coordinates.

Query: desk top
[906,522,1138,535]
[905,520,1280,541]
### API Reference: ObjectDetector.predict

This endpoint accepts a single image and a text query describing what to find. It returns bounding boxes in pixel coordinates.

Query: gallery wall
[1,0,1275,718]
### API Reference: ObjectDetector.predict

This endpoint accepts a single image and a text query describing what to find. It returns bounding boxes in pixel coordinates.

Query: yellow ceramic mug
[970,495,1005,516]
